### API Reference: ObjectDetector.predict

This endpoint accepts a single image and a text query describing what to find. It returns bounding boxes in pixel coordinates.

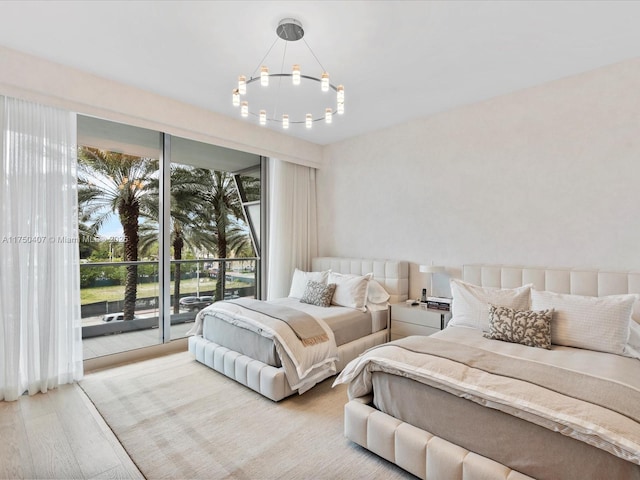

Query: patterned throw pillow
[484,304,553,349]
[300,281,336,308]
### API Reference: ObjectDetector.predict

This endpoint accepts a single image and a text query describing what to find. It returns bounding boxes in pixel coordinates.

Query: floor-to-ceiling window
[77,116,262,359]
[166,136,262,337]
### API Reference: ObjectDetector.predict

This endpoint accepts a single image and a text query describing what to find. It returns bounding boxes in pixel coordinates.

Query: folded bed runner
[226,298,328,346]
[335,336,640,465]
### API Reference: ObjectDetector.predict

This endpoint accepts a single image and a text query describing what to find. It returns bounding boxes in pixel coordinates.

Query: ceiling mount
[276,18,304,42]
[232,17,344,129]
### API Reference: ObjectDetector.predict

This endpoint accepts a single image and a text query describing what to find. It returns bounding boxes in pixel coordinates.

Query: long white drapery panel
[0,96,83,401]
[266,158,318,300]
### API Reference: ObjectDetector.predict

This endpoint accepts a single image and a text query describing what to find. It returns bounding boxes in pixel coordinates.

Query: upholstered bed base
[189,329,388,402]
[344,397,533,480]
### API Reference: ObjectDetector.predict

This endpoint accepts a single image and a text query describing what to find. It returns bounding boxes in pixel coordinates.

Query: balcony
[80,258,257,359]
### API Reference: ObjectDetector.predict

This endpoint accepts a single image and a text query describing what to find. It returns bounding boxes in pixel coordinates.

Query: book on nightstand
[421,296,452,311]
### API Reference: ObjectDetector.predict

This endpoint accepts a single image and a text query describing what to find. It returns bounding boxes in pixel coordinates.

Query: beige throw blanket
[226,298,329,346]
[334,335,640,465]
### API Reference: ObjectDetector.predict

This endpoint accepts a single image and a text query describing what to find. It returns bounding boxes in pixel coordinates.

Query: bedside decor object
[232,18,345,129]
[419,264,446,298]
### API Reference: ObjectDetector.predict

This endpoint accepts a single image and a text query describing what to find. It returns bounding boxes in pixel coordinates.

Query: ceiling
[0,1,639,146]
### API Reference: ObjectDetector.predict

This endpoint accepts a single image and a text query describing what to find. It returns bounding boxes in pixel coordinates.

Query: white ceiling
[0,1,639,146]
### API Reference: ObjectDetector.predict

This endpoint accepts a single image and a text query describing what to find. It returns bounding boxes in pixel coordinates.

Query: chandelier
[232,18,344,129]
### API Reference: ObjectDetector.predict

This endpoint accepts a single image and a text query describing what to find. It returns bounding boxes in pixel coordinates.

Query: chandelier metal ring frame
[232,18,345,129]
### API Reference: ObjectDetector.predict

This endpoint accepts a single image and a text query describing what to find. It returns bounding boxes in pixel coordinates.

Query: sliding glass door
[77,115,262,358]
[166,136,262,337]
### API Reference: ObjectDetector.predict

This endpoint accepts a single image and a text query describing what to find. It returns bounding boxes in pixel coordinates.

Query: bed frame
[344,264,640,480]
[188,257,409,401]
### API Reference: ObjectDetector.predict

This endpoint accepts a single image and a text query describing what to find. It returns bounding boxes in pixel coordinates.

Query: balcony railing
[80,257,257,343]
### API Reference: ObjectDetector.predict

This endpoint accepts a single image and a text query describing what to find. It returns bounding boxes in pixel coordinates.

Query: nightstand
[390,303,452,340]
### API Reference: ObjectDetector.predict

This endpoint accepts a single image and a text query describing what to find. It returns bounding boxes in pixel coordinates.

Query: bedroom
[1,1,640,479]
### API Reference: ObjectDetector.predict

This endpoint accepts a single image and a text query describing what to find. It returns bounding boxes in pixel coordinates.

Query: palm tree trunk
[173,233,184,314]
[215,231,227,302]
[120,200,139,321]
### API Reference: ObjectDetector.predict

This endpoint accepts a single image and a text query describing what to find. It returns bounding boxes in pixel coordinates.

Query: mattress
[201,297,382,367]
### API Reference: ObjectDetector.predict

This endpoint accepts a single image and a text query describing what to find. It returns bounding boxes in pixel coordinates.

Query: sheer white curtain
[266,158,318,299]
[0,96,83,401]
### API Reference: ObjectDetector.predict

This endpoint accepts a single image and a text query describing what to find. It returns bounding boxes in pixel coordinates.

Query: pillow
[531,289,637,355]
[367,279,390,304]
[300,281,336,308]
[288,269,329,299]
[449,279,532,332]
[328,272,373,312]
[484,304,553,349]
[625,321,640,359]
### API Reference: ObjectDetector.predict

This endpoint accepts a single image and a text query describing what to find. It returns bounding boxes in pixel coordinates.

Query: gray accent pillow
[300,281,336,308]
[484,304,553,349]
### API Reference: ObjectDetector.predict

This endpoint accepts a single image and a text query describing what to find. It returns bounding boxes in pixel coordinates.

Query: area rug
[80,352,411,479]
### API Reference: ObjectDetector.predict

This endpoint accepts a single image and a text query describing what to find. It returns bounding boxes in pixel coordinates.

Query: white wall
[0,45,322,168]
[317,59,640,299]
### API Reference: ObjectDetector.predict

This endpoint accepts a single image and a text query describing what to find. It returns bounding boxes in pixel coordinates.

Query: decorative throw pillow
[288,269,329,299]
[484,304,553,349]
[328,272,373,312]
[300,281,336,308]
[531,289,637,355]
[449,279,532,332]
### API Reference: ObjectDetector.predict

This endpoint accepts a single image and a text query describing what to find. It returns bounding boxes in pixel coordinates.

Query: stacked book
[422,296,452,311]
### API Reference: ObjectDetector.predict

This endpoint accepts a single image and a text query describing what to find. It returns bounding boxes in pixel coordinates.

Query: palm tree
[195,170,256,301]
[77,147,158,320]
[142,166,216,313]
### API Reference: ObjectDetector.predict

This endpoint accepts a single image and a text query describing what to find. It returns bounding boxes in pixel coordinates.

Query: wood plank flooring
[0,384,143,480]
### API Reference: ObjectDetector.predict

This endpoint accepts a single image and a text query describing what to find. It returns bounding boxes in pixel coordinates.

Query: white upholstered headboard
[311,257,409,304]
[463,265,640,323]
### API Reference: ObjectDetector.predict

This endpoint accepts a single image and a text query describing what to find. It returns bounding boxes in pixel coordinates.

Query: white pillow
[328,272,372,312]
[288,269,329,299]
[625,321,640,359]
[367,279,390,304]
[531,289,637,355]
[449,279,532,332]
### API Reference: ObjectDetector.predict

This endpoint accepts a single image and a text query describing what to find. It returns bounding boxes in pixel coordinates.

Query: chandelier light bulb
[305,114,312,129]
[321,72,330,92]
[232,89,240,107]
[238,75,247,95]
[282,114,289,129]
[259,110,267,125]
[292,65,301,86]
[337,102,344,115]
[260,66,269,87]
[241,101,249,117]
[325,108,332,124]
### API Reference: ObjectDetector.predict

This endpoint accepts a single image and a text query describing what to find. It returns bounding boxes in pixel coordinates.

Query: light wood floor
[0,383,143,480]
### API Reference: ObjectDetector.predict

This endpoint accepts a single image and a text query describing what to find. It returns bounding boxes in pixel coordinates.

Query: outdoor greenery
[77,146,260,319]
[80,276,249,304]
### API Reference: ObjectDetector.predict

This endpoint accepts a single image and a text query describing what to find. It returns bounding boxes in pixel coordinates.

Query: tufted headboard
[312,257,409,304]
[463,264,640,323]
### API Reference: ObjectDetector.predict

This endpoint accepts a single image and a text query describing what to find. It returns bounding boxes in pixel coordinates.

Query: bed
[334,265,640,480]
[187,257,409,401]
